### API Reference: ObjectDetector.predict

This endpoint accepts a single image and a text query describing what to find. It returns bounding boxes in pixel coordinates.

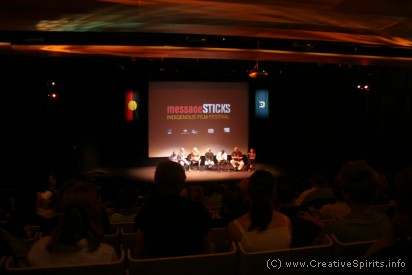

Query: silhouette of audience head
[277,176,300,205]
[309,173,329,187]
[154,160,186,195]
[47,179,105,252]
[393,163,412,217]
[247,170,277,232]
[114,186,138,212]
[336,160,381,206]
[220,185,248,224]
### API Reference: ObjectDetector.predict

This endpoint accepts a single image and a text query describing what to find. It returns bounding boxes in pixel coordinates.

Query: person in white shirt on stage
[216,149,228,172]
[177,147,191,172]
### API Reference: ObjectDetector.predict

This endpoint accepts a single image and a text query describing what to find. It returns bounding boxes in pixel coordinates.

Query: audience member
[277,176,321,247]
[203,182,224,211]
[38,178,112,237]
[204,148,215,170]
[246,148,256,172]
[314,180,351,220]
[230,146,244,172]
[218,184,249,227]
[216,149,229,172]
[187,185,205,204]
[35,170,59,220]
[109,187,139,223]
[177,147,191,172]
[227,170,292,252]
[0,192,12,221]
[134,160,212,258]
[352,163,412,274]
[340,164,412,274]
[373,171,393,205]
[0,185,44,266]
[5,187,44,240]
[294,173,335,209]
[27,179,117,267]
[304,160,391,244]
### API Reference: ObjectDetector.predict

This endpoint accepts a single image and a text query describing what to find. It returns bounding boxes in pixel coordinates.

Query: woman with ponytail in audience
[227,170,292,252]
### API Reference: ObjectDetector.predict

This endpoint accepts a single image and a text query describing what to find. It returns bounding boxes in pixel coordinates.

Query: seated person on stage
[177,147,191,171]
[246,148,256,172]
[204,148,215,170]
[189,147,201,170]
[216,149,229,172]
[169,150,178,162]
[230,147,244,172]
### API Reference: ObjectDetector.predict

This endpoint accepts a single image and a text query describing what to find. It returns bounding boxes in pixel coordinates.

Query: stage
[91,163,285,184]
[88,163,286,202]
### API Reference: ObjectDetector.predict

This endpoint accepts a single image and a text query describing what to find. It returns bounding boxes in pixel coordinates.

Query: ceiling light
[249,60,268,78]
[249,70,267,78]
[249,41,268,78]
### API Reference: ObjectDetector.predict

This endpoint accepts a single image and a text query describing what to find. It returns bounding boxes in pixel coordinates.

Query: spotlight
[249,41,268,78]
[249,69,268,78]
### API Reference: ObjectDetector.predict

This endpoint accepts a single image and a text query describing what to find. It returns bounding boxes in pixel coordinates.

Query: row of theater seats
[1,225,376,275]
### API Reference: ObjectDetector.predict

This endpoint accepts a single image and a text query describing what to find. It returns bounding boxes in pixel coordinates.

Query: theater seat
[237,235,333,275]
[4,248,126,275]
[126,241,237,275]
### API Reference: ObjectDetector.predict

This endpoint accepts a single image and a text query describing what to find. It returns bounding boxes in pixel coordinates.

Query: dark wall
[2,56,412,182]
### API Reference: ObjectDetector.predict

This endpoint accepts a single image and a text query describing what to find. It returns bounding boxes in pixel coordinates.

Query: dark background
[2,56,412,186]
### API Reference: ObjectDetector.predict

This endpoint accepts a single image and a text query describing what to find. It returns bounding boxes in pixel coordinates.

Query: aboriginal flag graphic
[125,90,140,121]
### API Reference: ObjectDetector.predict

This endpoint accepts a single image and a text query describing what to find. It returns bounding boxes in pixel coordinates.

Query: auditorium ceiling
[1,0,412,67]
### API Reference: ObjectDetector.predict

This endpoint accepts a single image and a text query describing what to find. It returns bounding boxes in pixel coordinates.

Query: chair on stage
[217,160,230,172]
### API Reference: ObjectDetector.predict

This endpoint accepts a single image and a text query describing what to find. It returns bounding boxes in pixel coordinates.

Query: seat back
[370,203,395,218]
[4,249,126,275]
[237,235,333,275]
[127,241,237,275]
[23,232,40,246]
[0,255,6,275]
[210,227,231,253]
[103,227,121,256]
[109,222,135,234]
[330,234,376,261]
[120,227,136,251]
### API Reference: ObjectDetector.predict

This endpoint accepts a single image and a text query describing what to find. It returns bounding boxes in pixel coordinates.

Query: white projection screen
[148,81,249,157]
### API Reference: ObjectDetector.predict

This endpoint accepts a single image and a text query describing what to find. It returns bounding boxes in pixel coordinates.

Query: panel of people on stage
[169,146,256,172]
